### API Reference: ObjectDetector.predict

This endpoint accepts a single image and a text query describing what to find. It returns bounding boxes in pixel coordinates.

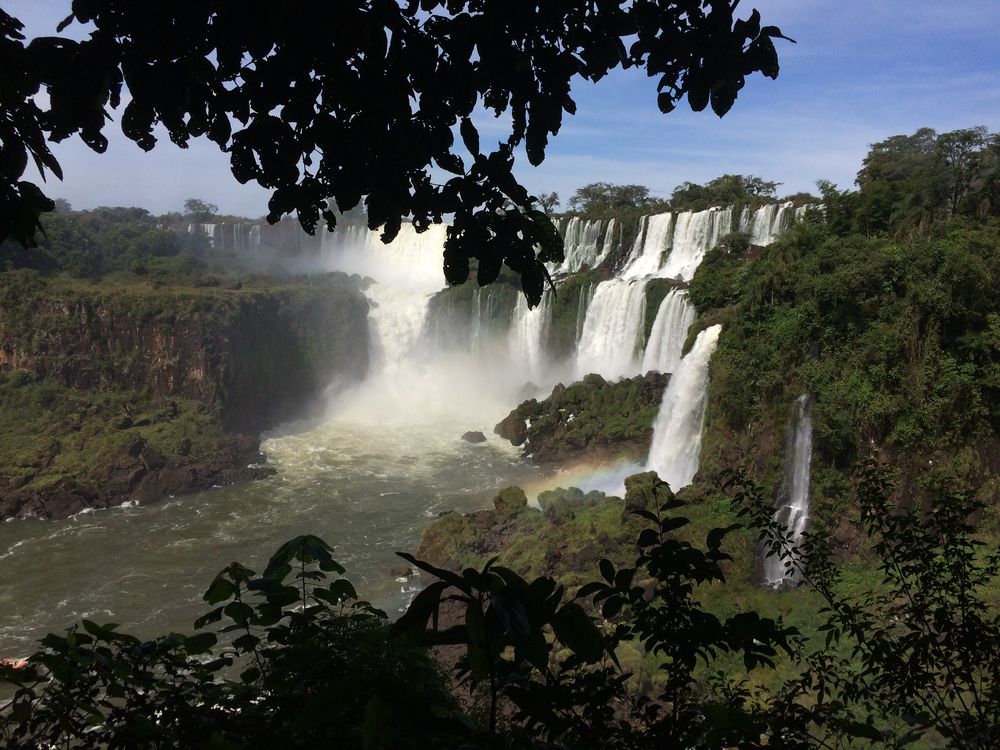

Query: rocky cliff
[0,272,370,519]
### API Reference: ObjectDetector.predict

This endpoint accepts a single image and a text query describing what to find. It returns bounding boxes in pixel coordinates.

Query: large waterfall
[763,395,813,587]
[574,279,648,379]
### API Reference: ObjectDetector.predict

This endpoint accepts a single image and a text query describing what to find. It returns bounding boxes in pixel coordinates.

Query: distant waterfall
[742,201,799,246]
[640,289,696,374]
[621,213,674,279]
[558,217,616,273]
[575,279,648,379]
[509,291,551,384]
[645,325,722,490]
[662,207,732,281]
[763,395,813,587]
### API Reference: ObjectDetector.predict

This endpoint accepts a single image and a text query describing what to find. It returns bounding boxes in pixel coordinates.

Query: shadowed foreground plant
[730,458,1000,748]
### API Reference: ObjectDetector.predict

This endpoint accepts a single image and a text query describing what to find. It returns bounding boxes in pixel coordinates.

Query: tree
[567,182,663,214]
[670,173,780,209]
[183,197,218,222]
[536,191,559,214]
[1,2,793,304]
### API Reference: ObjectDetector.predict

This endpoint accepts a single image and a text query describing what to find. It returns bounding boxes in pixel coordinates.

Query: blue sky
[6,1,1000,217]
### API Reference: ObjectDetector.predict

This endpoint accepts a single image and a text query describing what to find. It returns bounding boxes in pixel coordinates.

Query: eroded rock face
[0,275,368,519]
[494,371,670,463]
[0,275,370,433]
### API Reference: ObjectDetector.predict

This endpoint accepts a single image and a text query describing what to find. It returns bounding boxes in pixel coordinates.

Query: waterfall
[621,212,673,279]
[574,279,648,380]
[763,395,813,587]
[746,201,799,246]
[645,324,722,490]
[661,207,732,281]
[188,222,218,247]
[575,281,595,346]
[640,289,696,375]
[509,290,551,384]
[558,217,614,273]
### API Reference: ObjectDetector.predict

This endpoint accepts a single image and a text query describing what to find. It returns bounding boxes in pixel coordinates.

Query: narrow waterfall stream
[645,325,722,490]
[763,395,813,587]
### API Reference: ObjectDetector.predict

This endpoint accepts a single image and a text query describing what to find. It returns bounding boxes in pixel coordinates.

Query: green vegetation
[547,269,605,359]
[689,129,999,526]
[669,173,784,212]
[565,183,668,216]
[495,372,667,463]
[7,465,996,747]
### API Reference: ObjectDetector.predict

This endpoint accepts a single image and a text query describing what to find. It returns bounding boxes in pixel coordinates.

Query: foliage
[0,205,213,277]
[670,173,780,211]
[535,192,559,214]
[495,372,668,462]
[829,126,1000,237]
[0,535,467,749]
[566,183,666,215]
[1,2,792,304]
[730,459,1000,748]
[183,197,218,222]
[689,188,998,494]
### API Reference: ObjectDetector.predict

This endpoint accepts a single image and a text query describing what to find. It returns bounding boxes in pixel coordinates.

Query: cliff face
[0,274,369,432]
[0,273,370,519]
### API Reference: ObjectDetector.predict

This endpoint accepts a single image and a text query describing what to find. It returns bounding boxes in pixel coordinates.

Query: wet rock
[461,430,487,443]
[494,487,528,520]
[390,565,415,578]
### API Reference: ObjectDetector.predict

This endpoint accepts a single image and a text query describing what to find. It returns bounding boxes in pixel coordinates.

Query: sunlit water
[0,420,539,657]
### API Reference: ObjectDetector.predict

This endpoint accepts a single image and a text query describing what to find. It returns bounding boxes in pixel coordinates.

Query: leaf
[599,559,615,583]
[551,602,604,663]
[203,577,236,605]
[183,632,217,655]
[460,117,479,156]
[390,580,449,639]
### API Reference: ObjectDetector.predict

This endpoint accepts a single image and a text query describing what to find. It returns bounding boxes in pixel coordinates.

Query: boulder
[461,430,487,443]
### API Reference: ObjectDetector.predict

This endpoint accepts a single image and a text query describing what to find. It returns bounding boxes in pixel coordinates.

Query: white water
[640,289,696,375]
[1,202,809,655]
[645,325,722,491]
[763,395,813,587]
[742,201,798,246]
[621,213,673,279]
[509,291,551,385]
[662,207,732,281]
[557,217,616,273]
[575,279,648,379]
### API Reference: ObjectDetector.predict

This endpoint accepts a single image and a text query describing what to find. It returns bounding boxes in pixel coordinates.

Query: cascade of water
[600,218,617,265]
[509,291,551,384]
[763,395,813,587]
[738,205,752,233]
[621,212,673,279]
[575,279,648,380]
[188,223,218,247]
[747,202,801,246]
[575,281,596,346]
[645,324,722,490]
[558,218,613,273]
[640,289,696,375]
[661,207,732,281]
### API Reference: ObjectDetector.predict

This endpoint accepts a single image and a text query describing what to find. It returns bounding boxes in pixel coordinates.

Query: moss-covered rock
[494,371,669,463]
